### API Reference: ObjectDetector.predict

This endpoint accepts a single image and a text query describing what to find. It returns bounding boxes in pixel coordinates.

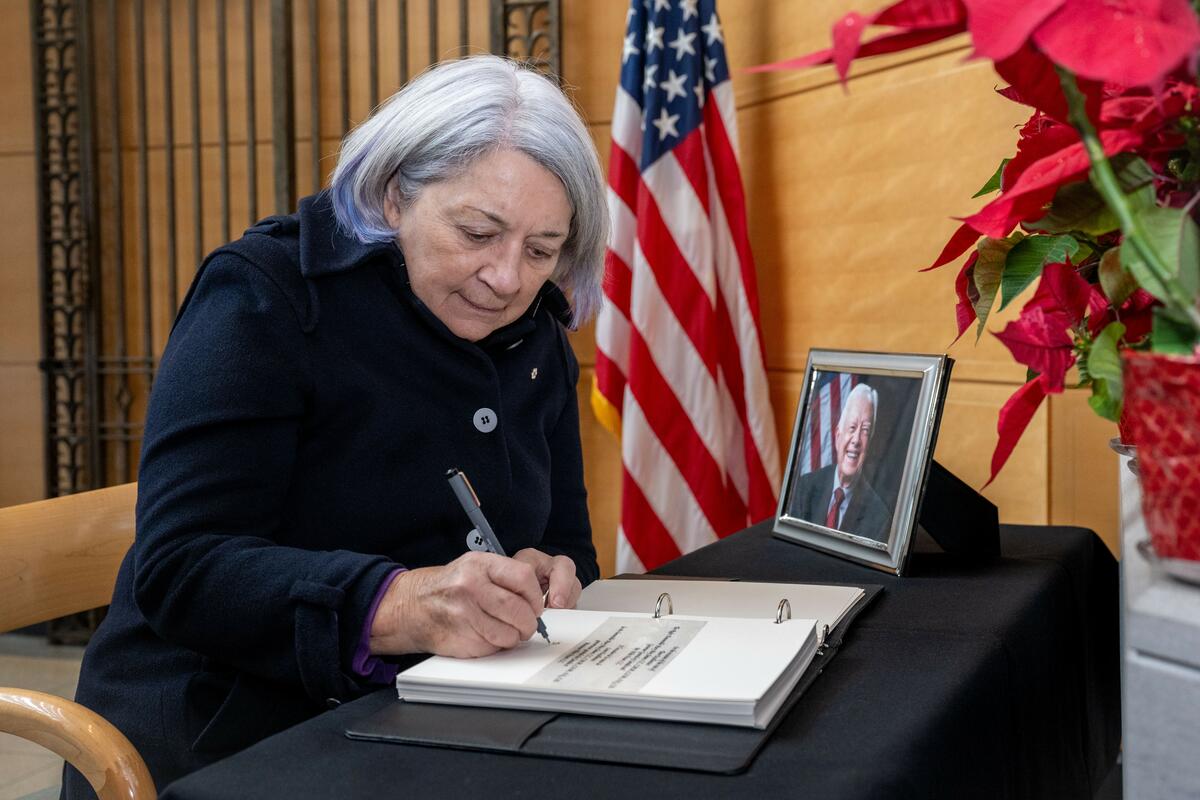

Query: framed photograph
[773,350,953,575]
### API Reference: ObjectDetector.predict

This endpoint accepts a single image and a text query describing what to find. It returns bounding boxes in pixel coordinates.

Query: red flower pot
[1122,350,1200,562]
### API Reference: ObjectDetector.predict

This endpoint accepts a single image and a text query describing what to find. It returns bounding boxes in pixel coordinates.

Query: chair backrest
[0,688,156,799]
[0,482,136,633]
[0,484,152,797]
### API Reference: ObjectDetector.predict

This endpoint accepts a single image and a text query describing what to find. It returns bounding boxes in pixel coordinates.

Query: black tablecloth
[161,521,1120,800]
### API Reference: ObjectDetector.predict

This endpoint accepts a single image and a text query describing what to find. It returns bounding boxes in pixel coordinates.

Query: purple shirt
[351,567,407,684]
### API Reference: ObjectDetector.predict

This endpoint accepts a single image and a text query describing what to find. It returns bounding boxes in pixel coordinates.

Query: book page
[527,617,705,692]
[577,579,863,634]
[399,610,816,702]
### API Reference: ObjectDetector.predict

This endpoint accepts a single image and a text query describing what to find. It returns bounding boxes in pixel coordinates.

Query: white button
[473,407,497,433]
[465,528,492,553]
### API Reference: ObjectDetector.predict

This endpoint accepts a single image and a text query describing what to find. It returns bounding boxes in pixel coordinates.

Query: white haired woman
[63,55,607,798]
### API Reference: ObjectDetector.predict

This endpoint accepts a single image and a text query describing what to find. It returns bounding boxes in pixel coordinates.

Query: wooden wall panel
[0,0,42,507]
[1049,390,1120,554]
[737,50,1030,375]
[0,155,39,361]
[0,364,44,507]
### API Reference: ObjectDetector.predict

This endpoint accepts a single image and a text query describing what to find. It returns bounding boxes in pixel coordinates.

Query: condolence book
[351,578,878,774]
[394,580,863,729]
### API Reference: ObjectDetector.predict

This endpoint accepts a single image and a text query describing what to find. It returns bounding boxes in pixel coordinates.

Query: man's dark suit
[787,463,892,543]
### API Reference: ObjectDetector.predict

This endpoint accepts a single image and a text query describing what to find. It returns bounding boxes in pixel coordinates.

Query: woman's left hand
[512,549,582,610]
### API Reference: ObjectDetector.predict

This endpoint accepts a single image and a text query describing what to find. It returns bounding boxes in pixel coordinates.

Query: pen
[445,467,552,644]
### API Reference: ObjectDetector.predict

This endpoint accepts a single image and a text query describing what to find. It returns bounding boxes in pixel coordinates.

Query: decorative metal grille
[492,0,559,79]
[32,0,100,497]
[32,1,563,501]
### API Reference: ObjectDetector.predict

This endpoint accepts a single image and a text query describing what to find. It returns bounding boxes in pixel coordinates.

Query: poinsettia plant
[754,0,1200,484]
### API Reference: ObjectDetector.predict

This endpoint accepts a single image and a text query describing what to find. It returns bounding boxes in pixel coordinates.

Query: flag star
[667,29,697,61]
[653,0,672,11]
[701,14,724,45]
[681,0,699,20]
[660,69,688,102]
[646,22,665,52]
[694,79,705,106]
[642,63,659,92]
[622,32,640,64]
[705,56,718,83]
[626,7,637,27]
[652,106,681,141]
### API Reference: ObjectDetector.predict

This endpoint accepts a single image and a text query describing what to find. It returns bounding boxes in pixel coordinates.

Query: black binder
[345,582,881,775]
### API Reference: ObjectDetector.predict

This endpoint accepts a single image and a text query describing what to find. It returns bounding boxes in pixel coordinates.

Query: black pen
[445,467,552,644]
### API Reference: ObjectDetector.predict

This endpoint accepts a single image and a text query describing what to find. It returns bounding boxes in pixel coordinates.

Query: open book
[394,579,864,729]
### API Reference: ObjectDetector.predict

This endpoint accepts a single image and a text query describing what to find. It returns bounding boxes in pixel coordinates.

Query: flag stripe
[703,90,764,328]
[627,326,747,534]
[621,394,718,555]
[619,476,683,569]
[595,0,779,572]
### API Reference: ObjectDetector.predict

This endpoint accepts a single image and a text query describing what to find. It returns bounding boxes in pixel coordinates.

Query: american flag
[798,372,862,476]
[591,0,780,572]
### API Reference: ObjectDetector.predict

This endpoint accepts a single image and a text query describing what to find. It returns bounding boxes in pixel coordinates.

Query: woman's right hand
[367,552,546,658]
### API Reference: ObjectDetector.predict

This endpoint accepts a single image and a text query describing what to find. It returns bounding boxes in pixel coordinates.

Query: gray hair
[838,383,878,430]
[329,55,608,326]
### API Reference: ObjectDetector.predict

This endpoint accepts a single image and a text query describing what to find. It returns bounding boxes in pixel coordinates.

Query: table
[161,521,1120,800]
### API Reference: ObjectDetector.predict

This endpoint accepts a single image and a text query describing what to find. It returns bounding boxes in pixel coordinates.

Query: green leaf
[973,158,1009,198]
[999,234,1080,310]
[1026,155,1156,236]
[1087,321,1126,383]
[1151,306,1199,355]
[1026,181,1120,236]
[1084,321,1126,422]
[1088,379,1122,422]
[1127,206,1200,302]
[1097,246,1137,305]
[972,234,1023,340]
[1109,154,1157,211]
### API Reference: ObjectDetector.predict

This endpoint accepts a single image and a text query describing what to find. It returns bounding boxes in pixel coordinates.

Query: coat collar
[296,191,399,279]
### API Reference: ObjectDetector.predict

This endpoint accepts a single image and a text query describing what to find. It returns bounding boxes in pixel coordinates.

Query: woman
[63,55,607,797]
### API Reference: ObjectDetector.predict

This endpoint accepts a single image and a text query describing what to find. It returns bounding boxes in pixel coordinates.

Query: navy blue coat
[64,193,598,797]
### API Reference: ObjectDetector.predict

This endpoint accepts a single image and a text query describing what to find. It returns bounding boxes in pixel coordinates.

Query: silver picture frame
[773,349,953,576]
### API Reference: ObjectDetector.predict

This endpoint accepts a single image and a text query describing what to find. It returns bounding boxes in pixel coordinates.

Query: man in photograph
[789,383,892,542]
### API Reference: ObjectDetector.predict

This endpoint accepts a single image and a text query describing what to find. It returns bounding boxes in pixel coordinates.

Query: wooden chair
[0,483,155,799]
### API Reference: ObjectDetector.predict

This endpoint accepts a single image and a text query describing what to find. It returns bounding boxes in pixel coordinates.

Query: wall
[0,0,42,507]
[558,0,1119,575]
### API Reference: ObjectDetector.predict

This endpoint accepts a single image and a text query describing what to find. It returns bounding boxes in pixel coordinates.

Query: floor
[0,634,84,800]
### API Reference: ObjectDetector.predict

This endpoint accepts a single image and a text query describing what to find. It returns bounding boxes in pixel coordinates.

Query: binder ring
[654,592,673,619]
[775,598,791,624]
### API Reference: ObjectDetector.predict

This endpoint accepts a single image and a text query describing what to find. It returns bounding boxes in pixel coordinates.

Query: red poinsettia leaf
[994,306,1076,391]
[984,377,1047,488]
[954,250,981,341]
[922,221,982,271]
[993,44,1104,123]
[1114,288,1158,343]
[1033,0,1200,88]
[1036,260,1097,326]
[1002,114,1079,191]
[963,0,1064,61]
[964,128,1146,237]
[832,12,877,82]
[746,26,965,74]
[875,0,967,28]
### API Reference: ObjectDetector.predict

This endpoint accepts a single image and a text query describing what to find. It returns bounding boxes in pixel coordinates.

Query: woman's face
[384,148,573,342]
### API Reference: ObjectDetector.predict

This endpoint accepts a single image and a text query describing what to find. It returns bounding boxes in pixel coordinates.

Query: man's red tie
[826,487,845,529]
